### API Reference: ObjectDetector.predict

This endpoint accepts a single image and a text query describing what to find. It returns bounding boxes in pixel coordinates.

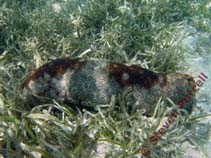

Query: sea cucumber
[22,58,195,115]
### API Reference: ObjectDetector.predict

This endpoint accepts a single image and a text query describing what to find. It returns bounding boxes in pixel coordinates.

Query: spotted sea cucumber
[22,58,196,115]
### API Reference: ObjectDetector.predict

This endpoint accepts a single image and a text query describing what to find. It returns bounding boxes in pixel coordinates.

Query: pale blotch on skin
[113,64,119,69]
[122,72,129,80]
[59,70,72,98]
[158,75,164,84]
[23,80,35,96]
[96,76,106,85]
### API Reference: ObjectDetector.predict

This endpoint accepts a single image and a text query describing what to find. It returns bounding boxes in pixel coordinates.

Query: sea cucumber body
[22,58,195,115]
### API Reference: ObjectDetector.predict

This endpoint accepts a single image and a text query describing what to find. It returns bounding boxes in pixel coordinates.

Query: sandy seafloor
[181,29,211,158]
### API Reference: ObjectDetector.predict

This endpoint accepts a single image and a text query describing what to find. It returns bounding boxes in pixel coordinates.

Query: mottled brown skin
[22,58,195,115]
[106,63,160,89]
[22,58,81,89]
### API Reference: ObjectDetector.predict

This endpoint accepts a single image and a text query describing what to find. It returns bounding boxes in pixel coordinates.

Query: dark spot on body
[106,63,159,89]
